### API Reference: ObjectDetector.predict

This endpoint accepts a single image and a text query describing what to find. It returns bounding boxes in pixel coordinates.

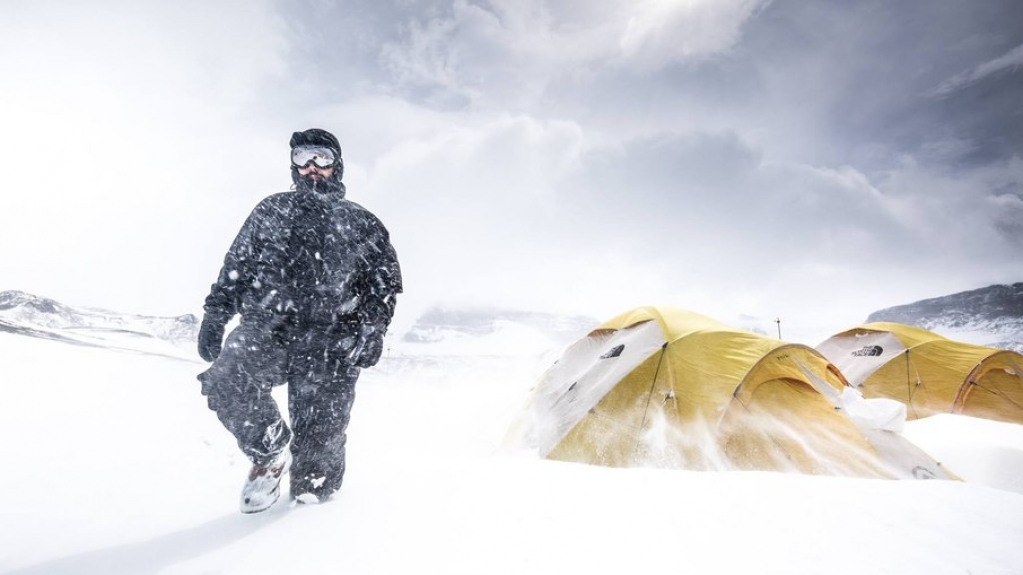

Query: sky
[3,323,1023,574]
[2,0,1022,342]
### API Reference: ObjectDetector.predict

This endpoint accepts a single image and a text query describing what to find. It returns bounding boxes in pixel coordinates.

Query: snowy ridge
[867,282,1023,352]
[402,306,596,346]
[0,291,595,366]
[397,306,596,359]
[0,290,199,360]
[6,283,1022,365]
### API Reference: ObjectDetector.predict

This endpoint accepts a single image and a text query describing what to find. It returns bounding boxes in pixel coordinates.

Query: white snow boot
[240,449,292,514]
[293,492,323,505]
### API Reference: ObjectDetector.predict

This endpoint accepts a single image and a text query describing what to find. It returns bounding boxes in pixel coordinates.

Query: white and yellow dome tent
[508,307,950,480]
[817,322,1023,423]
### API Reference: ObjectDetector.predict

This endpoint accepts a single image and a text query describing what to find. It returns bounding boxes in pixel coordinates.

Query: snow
[930,323,1023,353]
[3,328,1023,575]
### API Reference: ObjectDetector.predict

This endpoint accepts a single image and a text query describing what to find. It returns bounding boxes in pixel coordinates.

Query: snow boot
[240,449,292,514]
[290,472,337,505]
[293,491,334,505]
[291,482,336,505]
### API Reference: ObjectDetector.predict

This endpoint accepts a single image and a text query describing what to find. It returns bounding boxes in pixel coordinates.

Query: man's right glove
[197,315,228,362]
[350,323,385,368]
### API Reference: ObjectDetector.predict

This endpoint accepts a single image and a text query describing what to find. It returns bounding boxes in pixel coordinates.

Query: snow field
[3,332,1023,575]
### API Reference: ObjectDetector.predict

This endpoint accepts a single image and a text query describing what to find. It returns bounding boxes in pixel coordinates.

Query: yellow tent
[509,307,950,479]
[817,322,1023,423]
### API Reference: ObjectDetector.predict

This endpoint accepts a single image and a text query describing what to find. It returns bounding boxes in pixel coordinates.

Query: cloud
[990,192,1023,242]
[932,43,1023,96]
[308,81,1023,337]
[356,112,589,316]
[380,0,573,108]
[379,0,768,107]
[619,0,768,70]
[328,99,997,334]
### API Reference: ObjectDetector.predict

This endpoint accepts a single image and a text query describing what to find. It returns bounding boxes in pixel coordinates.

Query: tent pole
[905,349,919,419]
[634,344,669,455]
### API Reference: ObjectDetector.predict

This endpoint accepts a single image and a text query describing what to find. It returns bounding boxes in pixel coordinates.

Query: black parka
[203,187,402,334]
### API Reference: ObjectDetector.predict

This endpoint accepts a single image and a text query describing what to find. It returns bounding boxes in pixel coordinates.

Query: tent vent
[600,344,625,359]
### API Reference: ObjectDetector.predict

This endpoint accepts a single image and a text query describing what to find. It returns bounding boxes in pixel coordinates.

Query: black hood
[290,128,345,198]
[290,128,341,153]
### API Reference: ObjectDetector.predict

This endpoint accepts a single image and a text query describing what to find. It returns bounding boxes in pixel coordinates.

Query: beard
[296,173,325,193]
[293,168,345,198]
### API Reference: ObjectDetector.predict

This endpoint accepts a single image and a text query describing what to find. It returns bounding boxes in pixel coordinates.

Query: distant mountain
[399,306,598,358]
[866,283,1023,352]
[403,307,596,344]
[0,290,199,360]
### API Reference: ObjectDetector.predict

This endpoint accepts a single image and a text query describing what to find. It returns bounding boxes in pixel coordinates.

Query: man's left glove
[197,314,229,362]
[350,323,386,368]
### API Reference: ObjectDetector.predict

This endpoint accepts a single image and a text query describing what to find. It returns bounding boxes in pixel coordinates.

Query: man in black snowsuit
[197,128,401,513]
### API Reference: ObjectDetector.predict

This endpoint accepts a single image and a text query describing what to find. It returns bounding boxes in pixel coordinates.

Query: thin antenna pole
[775,317,782,339]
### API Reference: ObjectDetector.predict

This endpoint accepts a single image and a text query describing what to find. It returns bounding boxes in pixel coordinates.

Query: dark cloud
[737,0,1023,170]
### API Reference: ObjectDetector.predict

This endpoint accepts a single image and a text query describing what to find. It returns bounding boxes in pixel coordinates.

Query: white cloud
[326,103,1012,335]
[329,89,1020,327]
[932,43,1023,96]
[619,0,768,69]
[355,112,590,319]
[380,0,768,107]
[989,192,1023,239]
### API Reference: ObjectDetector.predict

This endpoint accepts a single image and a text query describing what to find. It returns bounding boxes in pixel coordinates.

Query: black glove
[197,315,228,362]
[351,324,385,368]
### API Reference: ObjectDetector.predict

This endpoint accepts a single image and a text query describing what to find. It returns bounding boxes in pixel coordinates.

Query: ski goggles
[291,146,338,168]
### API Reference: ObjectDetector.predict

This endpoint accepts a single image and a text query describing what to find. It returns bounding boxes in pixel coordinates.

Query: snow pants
[198,319,360,498]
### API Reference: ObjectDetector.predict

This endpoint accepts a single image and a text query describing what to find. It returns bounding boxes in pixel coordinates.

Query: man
[197,128,402,513]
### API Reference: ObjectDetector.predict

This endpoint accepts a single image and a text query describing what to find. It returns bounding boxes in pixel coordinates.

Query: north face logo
[851,345,883,357]
[600,344,625,359]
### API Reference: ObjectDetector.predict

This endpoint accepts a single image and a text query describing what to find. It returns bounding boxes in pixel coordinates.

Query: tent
[508,307,950,479]
[817,322,1023,424]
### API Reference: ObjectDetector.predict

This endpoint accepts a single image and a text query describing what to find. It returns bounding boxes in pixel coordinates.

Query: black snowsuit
[198,183,401,498]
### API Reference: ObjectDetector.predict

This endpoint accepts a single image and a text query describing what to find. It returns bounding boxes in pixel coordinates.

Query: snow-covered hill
[7,284,1022,359]
[0,290,199,360]
[867,282,1023,352]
